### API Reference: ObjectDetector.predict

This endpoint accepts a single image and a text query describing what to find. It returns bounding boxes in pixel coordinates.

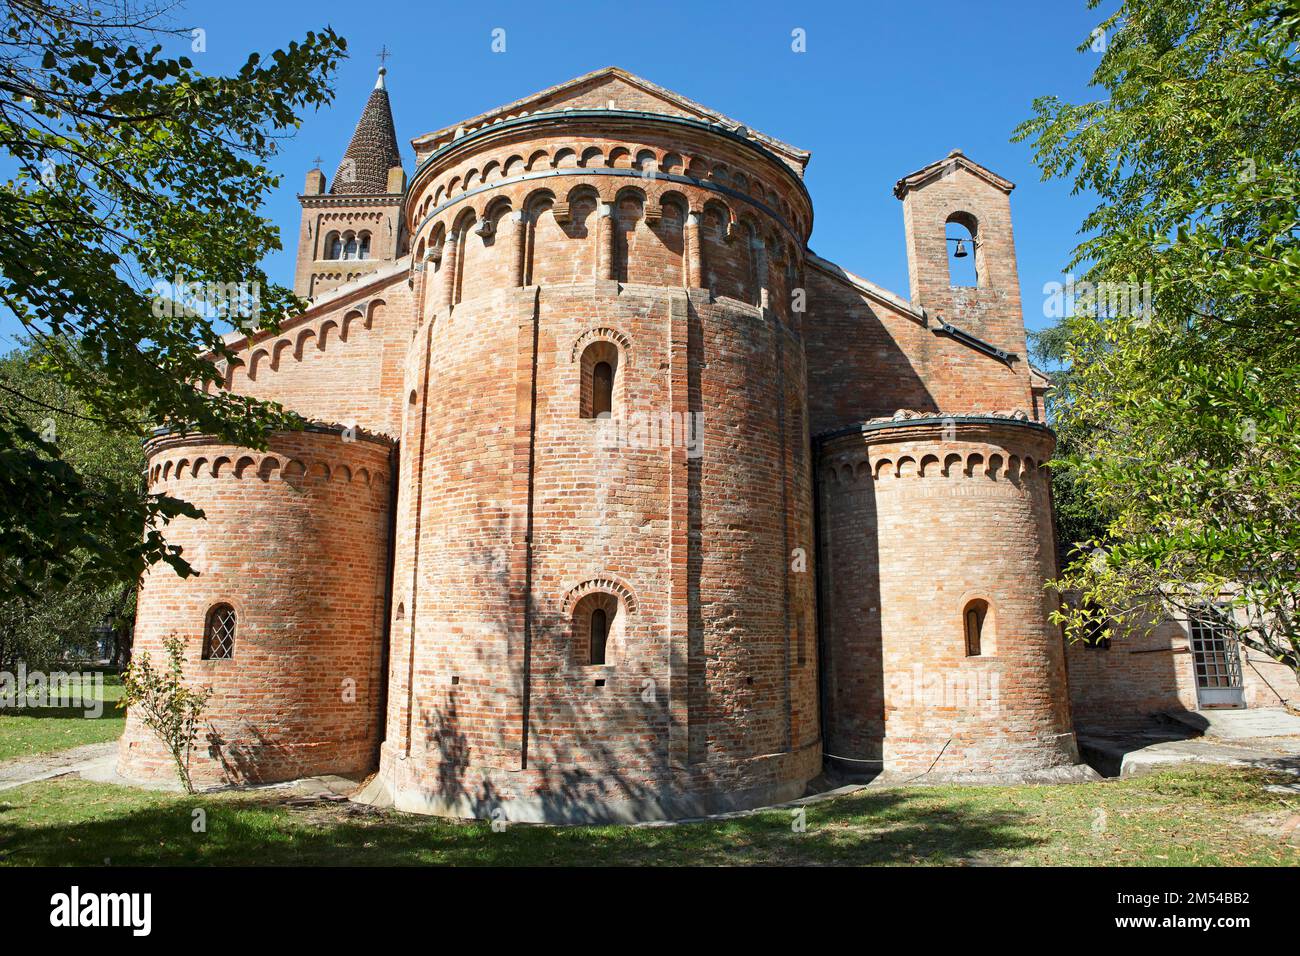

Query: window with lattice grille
[203,604,236,660]
[1189,604,1242,689]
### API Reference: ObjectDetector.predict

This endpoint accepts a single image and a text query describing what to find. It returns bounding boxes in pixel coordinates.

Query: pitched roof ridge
[410,66,809,168]
[218,258,410,353]
[805,252,925,321]
[893,149,1015,199]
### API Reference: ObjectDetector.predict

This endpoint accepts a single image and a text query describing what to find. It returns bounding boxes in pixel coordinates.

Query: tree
[0,342,140,670]
[119,635,210,792]
[0,0,346,601]
[1015,0,1300,685]
[1027,327,1111,570]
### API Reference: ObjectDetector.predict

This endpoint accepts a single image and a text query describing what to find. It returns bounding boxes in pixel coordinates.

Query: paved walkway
[0,742,120,792]
[0,744,362,797]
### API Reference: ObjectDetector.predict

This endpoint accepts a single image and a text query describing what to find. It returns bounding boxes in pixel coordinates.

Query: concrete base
[362,736,825,824]
[1077,714,1300,779]
[82,755,185,792]
[355,769,818,825]
[867,763,1101,788]
[879,730,1084,779]
[1164,708,1300,740]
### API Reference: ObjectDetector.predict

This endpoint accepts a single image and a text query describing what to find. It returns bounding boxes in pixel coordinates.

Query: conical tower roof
[331,67,402,195]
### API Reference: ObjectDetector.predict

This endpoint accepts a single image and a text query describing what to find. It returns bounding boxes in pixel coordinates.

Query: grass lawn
[0,672,124,762]
[0,765,1296,866]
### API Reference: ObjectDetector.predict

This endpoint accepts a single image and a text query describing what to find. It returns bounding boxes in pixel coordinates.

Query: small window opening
[590,607,608,665]
[579,341,620,419]
[203,603,236,660]
[964,599,988,657]
[592,361,614,418]
[1080,601,1112,649]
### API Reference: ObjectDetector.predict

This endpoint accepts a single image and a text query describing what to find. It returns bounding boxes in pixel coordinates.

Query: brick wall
[125,80,1117,815]
[1067,614,1296,730]
[804,264,1035,435]
[118,429,394,786]
[218,268,417,438]
[375,114,821,820]
[818,418,1078,775]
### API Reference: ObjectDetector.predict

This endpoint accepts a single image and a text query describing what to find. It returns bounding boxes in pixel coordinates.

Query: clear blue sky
[3,0,1115,347]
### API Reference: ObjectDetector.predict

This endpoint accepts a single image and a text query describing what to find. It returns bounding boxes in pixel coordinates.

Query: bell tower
[894,149,1027,363]
[294,65,407,299]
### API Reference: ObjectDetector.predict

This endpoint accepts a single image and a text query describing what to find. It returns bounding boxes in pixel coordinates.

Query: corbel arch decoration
[562,575,640,618]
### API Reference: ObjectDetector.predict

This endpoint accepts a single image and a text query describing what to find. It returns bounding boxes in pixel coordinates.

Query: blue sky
[3,0,1114,347]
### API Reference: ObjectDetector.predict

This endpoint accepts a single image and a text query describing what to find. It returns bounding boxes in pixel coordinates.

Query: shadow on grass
[0,781,1041,867]
[0,705,123,722]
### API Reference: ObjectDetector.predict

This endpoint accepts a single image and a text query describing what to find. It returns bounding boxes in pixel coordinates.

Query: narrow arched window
[358,232,371,260]
[590,607,608,665]
[579,341,619,419]
[964,599,988,657]
[592,361,614,418]
[343,235,359,261]
[324,232,342,260]
[203,603,236,660]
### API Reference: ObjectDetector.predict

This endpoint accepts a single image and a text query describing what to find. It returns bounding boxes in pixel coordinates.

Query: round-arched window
[203,603,236,660]
[963,599,989,657]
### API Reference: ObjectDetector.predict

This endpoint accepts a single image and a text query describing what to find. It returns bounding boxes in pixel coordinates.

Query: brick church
[118,66,1293,821]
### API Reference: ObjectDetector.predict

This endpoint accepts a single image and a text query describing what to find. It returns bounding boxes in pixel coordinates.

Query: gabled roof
[805,252,925,322]
[410,66,810,175]
[893,149,1015,199]
[332,67,403,195]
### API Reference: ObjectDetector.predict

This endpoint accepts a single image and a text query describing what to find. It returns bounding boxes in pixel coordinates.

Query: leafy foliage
[119,635,210,793]
[1016,0,1300,682]
[0,0,346,599]
[0,343,142,667]
[1027,328,1111,568]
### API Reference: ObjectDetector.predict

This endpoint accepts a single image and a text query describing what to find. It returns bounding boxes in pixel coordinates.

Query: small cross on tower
[312,155,323,170]
[377,45,392,68]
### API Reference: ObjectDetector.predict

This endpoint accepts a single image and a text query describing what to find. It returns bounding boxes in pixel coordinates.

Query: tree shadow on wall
[206,721,311,786]
[407,446,704,821]
[417,694,501,820]
[412,589,677,824]
[815,451,884,774]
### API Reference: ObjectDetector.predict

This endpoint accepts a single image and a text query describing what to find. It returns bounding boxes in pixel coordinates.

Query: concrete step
[1164,708,1300,740]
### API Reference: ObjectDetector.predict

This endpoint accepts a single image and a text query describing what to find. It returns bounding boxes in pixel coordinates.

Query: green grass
[0,765,1296,866]
[0,672,125,762]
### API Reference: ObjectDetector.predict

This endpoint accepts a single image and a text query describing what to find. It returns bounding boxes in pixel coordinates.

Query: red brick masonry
[119,68,1090,820]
